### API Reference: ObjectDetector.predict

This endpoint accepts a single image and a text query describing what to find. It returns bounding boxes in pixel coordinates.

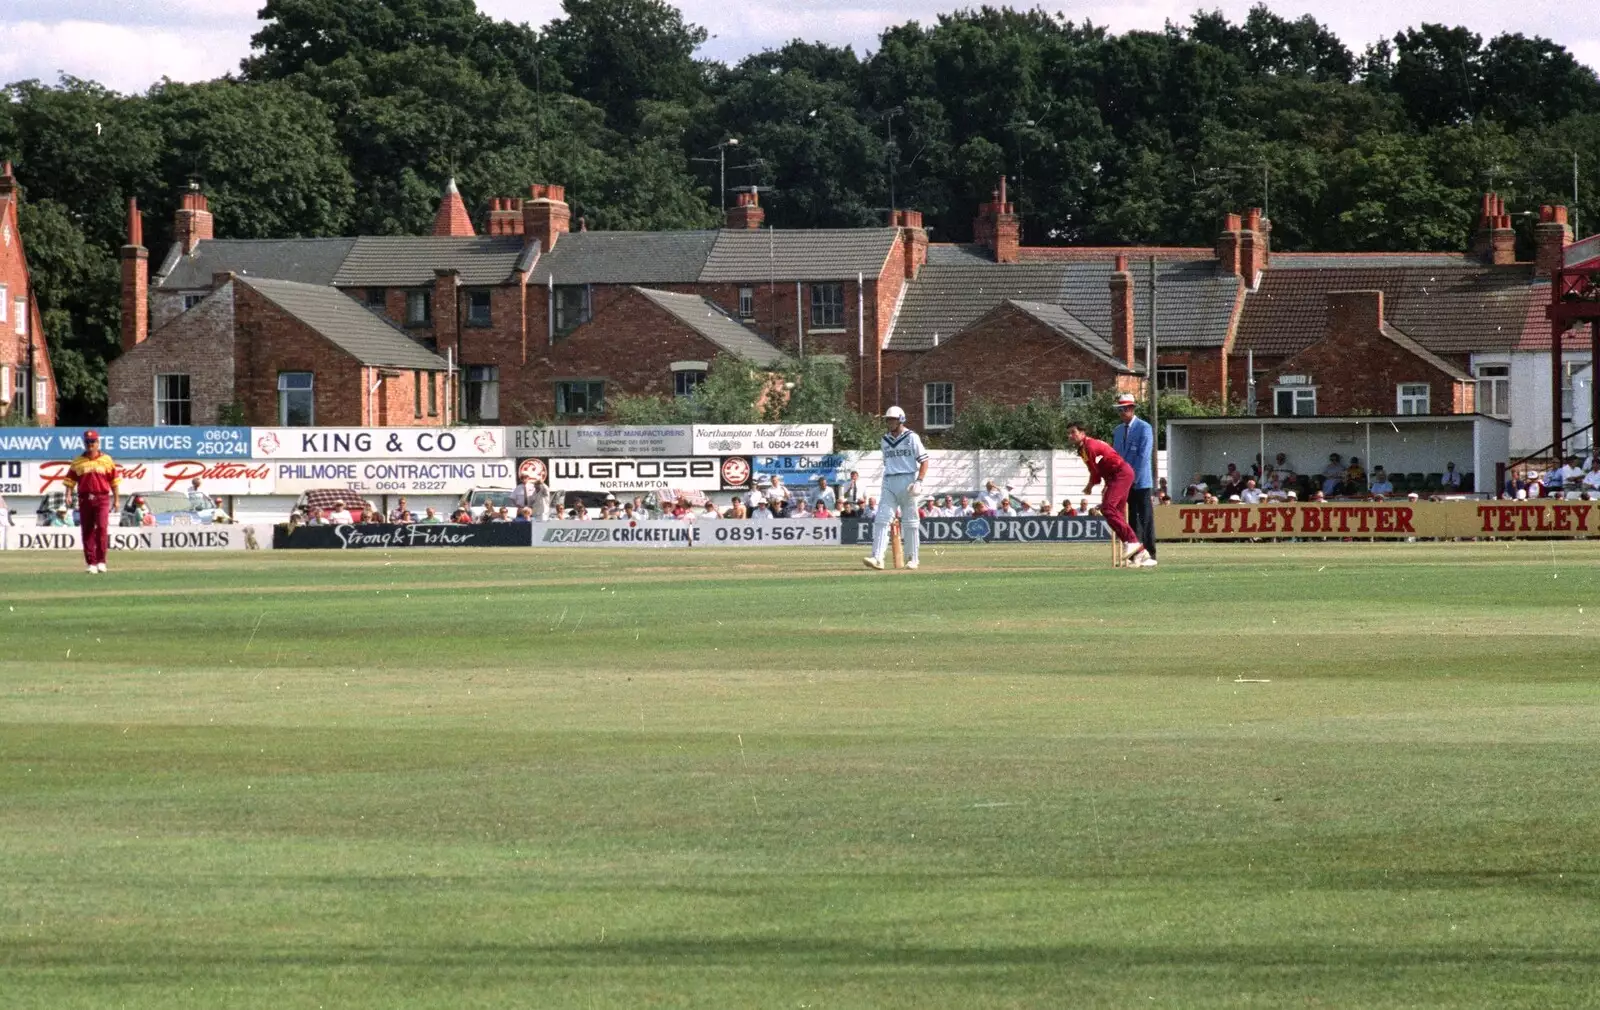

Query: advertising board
[274,522,532,549]
[841,515,1112,544]
[692,425,833,456]
[752,454,847,498]
[2,524,274,551]
[9,459,276,496]
[251,427,504,459]
[538,457,727,492]
[270,458,514,495]
[1155,500,1600,539]
[508,425,693,457]
[0,427,251,459]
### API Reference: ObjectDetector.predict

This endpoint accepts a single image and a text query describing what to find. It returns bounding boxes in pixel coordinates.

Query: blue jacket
[1112,416,1154,489]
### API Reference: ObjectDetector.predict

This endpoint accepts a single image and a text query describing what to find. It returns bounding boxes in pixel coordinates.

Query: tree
[1390,24,1484,129]
[543,0,709,133]
[16,198,120,423]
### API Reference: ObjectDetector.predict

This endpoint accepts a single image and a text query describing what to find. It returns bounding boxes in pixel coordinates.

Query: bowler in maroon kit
[1067,421,1154,567]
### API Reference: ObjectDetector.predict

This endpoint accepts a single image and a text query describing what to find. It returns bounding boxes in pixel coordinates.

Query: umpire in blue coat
[1111,392,1156,559]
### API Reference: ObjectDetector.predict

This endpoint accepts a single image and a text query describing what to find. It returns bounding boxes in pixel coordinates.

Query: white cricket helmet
[884,405,906,421]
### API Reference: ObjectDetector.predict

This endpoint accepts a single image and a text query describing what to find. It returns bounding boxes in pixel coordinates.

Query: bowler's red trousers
[79,492,113,567]
[1099,466,1140,545]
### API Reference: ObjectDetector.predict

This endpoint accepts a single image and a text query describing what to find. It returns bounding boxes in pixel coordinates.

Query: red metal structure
[1547,223,1600,459]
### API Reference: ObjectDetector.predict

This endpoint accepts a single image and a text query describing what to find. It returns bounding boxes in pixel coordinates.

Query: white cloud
[0,20,251,93]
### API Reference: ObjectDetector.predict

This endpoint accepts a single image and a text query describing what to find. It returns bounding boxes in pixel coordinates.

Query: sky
[1,0,1595,95]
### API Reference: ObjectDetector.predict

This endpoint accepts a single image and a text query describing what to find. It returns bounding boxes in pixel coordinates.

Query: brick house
[115,180,922,425]
[0,162,58,425]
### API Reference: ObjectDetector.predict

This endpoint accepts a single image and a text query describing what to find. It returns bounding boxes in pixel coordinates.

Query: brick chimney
[433,268,459,341]
[1110,254,1135,368]
[120,198,149,351]
[0,161,15,198]
[895,209,928,280]
[174,183,214,254]
[431,178,475,237]
[1216,212,1241,277]
[1239,207,1269,285]
[972,177,1020,263]
[1535,205,1573,278]
[523,184,570,253]
[1471,192,1517,264]
[487,197,524,236]
[725,189,765,229]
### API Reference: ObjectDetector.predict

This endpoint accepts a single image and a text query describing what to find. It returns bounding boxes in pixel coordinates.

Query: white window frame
[810,282,845,329]
[555,380,604,416]
[33,378,46,416]
[554,285,591,335]
[278,371,315,426]
[1156,365,1188,393]
[1397,382,1430,415]
[154,373,192,426]
[0,364,10,403]
[924,381,954,429]
[405,289,432,326]
[13,298,24,335]
[737,287,755,318]
[1473,363,1510,418]
[0,284,8,322]
[1274,386,1317,417]
[1061,380,1092,404]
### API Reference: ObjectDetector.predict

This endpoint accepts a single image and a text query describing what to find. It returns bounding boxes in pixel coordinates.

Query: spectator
[1059,499,1077,516]
[1321,454,1345,495]
[1240,479,1263,504]
[1079,498,1090,514]
[1369,470,1394,496]
[1202,492,1219,505]
[328,501,355,525]
[1310,489,1327,503]
[978,479,1004,511]
[211,498,232,524]
[1342,457,1366,495]
[1557,456,1586,493]
[1228,493,1243,504]
[1037,501,1051,515]
[729,497,748,519]
[840,470,864,509]
[813,475,835,511]
[1219,463,1245,495]
[1156,476,1169,499]
[767,475,790,508]
[813,500,833,518]
[388,497,410,523]
[751,499,772,519]
[189,476,204,494]
[699,501,720,519]
[495,506,513,522]
[955,495,973,515]
[51,506,73,527]
[1525,471,1545,498]
[1271,452,1295,481]
[1185,473,1208,501]
[1583,462,1600,494]
[1441,462,1462,491]
[998,498,1016,516]
[420,507,442,523]
[515,507,533,522]
[130,496,153,525]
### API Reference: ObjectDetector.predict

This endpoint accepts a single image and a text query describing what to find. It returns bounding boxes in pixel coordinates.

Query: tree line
[3,0,1598,424]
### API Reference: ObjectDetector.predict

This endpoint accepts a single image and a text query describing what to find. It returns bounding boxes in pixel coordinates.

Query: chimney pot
[174,185,213,254]
[523,183,571,251]
[120,197,149,351]
[1109,258,1135,368]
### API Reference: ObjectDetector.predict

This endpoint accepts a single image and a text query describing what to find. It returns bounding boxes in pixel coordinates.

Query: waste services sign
[692,425,833,455]
[508,425,692,457]
[271,458,515,495]
[251,428,504,459]
[0,427,251,459]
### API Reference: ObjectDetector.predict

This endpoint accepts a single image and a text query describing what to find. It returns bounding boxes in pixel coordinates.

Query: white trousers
[872,475,920,563]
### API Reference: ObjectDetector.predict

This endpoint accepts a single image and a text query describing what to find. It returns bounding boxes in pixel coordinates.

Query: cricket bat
[890,518,905,569]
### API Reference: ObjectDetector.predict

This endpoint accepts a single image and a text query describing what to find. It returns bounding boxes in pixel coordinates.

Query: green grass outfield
[2,541,1598,1008]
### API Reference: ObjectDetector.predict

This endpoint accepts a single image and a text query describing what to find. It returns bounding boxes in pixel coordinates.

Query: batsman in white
[864,405,930,571]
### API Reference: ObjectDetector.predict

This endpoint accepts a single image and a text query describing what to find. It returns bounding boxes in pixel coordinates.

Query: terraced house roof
[634,288,788,368]
[240,278,448,370]
[1235,265,1535,358]
[530,231,720,285]
[699,229,900,282]
[157,238,356,289]
[332,235,534,287]
[889,258,1242,352]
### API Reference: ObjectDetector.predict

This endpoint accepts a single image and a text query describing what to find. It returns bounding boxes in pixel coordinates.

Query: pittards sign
[9,459,276,495]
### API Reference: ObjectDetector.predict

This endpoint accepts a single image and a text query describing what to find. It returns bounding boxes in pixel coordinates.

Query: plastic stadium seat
[1406,473,1426,489]
[1390,474,1410,492]
[1425,473,1444,490]
[1461,473,1474,493]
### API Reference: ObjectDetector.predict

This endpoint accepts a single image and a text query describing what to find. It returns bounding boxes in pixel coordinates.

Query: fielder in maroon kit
[63,430,121,574]
[1067,421,1156,568]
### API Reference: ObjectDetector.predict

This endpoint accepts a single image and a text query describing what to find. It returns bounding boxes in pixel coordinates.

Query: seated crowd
[1185,452,1472,504]
[1505,454,1600,499]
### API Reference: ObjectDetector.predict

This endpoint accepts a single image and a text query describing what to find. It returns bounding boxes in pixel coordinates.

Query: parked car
[291,489,374,522]
[35,491,77,526]
[120,490,219,526]
[462,487,520,519]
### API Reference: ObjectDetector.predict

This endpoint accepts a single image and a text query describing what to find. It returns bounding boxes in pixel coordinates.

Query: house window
[278,371,314,426]
[406,290,432,326]
[810,282,844,328]
[33,378,46,416]
[674,369,706,398]
[183,293,205,311]
[1274,386,1317,416]
[13,298,25,335]
[1561,360,1587,421]
[466,290,492,326]
[413,372,423,418]
[554,285,591,335]
[465,365,498,421]
[1474,364,1509,418]
[556,380,604,416]
[1397,383,1430,415]
[925,382,954,429]
[1061,380,1093,403]
[154,374,192,426]
[366,287,386,309]
[0,285,7,321]
[738,287,755,318]
[1156,366,1188,393]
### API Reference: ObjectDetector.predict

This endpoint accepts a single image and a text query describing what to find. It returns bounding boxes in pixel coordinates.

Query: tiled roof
[530,231,718,285]
[1006,301,1135,372]
[1019,246,1215,263]
[1379,323,1472,380]
[888,259,1241,352]
[1516,283,1557,350]
[156,238,355,290]
[240,277,448,370]
[1270,252,1478,269]
[699,229,899,282]
[333,235,530,287]
[634,288,788,368]
[1236,266,1534,357]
